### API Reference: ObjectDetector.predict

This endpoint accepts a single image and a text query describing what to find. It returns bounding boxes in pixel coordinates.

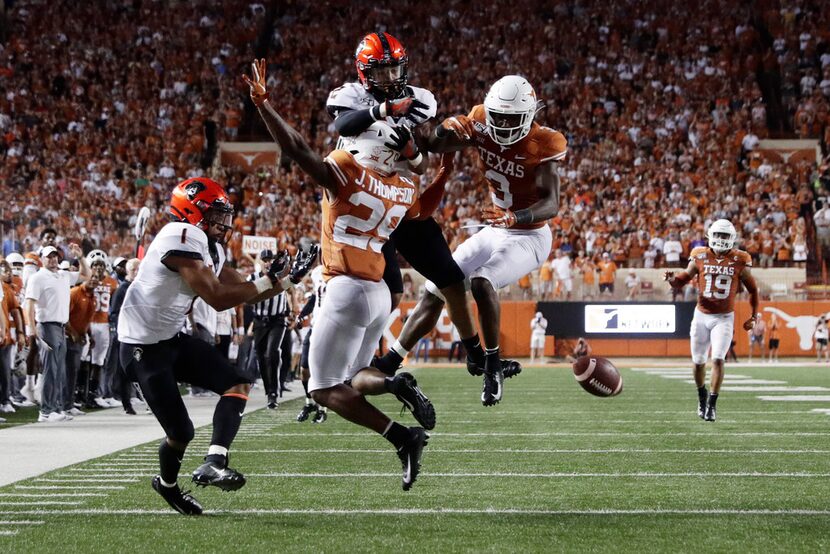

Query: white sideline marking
[32,478,138,483]
[721,386,830,392]
[0,493,106,498]
[1,508,828,517]
[682,380,787,385]
[0,521,44,525]
[232,448,830,454]
[812,409,830,414]
[0,501,84,506]
[14,486,125,490]
[759,396,830,402]
[0,531,18,536]
[245,472,830,478]
[68,469,152,474]
[255,431,830,437]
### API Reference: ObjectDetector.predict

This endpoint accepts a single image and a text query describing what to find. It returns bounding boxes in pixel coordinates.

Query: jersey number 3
[703,274,731,300]
[333,191,407,252]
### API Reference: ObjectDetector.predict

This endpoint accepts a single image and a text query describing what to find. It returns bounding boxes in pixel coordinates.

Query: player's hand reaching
[242,58,269,106]
[662,271,674,282]
[385,126,419,160]
[68,243,83,259]
[436,115,474,141]
[743,315,757,331]
[481,206,517,228]
[267,249,291,283]
[289,244,319,285]
[373,96,429,123]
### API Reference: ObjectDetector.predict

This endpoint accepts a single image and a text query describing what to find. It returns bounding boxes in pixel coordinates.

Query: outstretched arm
[427,115,475,153]
[243,59,336,196]
[663,259,698,289]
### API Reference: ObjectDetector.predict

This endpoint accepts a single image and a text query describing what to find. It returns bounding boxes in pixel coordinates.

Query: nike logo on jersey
[515,155,527,160]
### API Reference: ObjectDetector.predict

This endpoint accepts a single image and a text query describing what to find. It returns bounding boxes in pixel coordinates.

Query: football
[572,356,623,397]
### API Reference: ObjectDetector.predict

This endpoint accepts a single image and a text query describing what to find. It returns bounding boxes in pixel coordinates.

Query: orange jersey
[92,276,118,324]
[691,247,752,314]
[1,281,20,346]
[468,104,567,230]
[322,150,420,282]
[68,285,97,336]
[597,260,617,284]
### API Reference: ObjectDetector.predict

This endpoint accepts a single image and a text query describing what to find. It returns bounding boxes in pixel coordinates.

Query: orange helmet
[169,177,233,231]
[354,31,408,99]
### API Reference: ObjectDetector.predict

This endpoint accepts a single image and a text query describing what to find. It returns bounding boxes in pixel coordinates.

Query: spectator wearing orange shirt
[65,277,99,416]
[597,253,618,296]
[0,260,25,413]
[539,259,553,300]
[580,255,597,300]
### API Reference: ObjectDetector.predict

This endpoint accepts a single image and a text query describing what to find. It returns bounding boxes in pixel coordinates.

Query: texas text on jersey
[321,150,420,282]
[468,104,567,230]
[690,246,752,314]
[118,222,225,345]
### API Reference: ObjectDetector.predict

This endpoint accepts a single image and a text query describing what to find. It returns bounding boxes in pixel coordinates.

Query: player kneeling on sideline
[245,59,435,490]
[664,219,758,422]
[118,177,317,515]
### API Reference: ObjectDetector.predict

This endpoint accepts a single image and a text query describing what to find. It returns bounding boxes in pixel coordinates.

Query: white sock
[159,477,177,488]
[391,341,409,358]
[207,445,228,458]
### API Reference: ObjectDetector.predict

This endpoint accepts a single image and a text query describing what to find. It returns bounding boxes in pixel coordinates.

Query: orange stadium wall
[384,301,830,359]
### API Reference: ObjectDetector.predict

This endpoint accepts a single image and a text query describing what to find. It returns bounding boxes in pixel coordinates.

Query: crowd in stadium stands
[1,0,829,285]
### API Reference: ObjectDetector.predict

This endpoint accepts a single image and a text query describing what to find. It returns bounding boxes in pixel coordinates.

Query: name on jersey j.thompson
[356,170,415,203]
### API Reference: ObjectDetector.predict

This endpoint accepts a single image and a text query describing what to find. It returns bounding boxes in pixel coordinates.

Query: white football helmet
[86,249,108,267]
[349,121,400,176]
[6,252,24,268]
[707,219,737,254]
[483,75,538,145]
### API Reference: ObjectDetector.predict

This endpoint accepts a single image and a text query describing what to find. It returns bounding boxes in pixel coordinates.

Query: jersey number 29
[333,191,407,252]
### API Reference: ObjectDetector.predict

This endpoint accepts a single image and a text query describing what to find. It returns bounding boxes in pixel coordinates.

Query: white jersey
[118,222,225,344]
[551,256,572,280]
[326,82,437,174]
[310,265,326,326]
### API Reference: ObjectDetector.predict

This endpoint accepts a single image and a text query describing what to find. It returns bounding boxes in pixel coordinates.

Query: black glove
[372,97,430,123]
[267,249,290,283]
[384,126,419,160]
[289,244,319,284]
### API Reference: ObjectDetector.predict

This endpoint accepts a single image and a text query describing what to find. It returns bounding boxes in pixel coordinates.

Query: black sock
[462,335,485,365]
[209,394,247,456]
[382,421,410,449]
[383,375,398,394]
[708,393,718,408]
[159,440,184,485]
[382,350,404,368]
[697,386,708,401]
[302,379,310,398]
[484,347,500,374]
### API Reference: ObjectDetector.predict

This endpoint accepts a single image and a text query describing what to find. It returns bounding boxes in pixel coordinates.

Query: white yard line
[231,448,830,454]
[0,520,44,525]
[0,501,85,506]
[0,508,828,516]
[244,471,830,478]
[13,485,125,490]
[758,395,830,401]
[32,478,138,483]
[0,493,106,497]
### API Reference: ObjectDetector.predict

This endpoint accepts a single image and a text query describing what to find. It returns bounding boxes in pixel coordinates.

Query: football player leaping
[245,58,438,490]
[328,31,506,386]
[665,219,759,422]
[118,178,317,515]
[376,75,566,406]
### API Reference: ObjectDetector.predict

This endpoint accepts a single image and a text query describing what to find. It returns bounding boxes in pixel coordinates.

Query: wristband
[236,326,244,335]
[280,277,295,291]
[371,104,384,121]
[253,276,273,294]
[408,152,424,167]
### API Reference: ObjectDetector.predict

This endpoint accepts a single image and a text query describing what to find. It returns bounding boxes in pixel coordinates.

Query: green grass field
[2,363,830,553]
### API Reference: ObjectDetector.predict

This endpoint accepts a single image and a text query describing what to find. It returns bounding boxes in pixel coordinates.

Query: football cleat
[481,368,504,407]
[467,358,521,378]
[152,476,203,516]
[267,393,278,410]
[704,404,716,422]
[389,372,435,430]
[312,408,328,424]
[191,460,246,491]
[697,395,708,419]
[297,403,317,422]
[397,427,429,491]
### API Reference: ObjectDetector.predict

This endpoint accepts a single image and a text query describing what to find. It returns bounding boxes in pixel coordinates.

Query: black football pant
[253,320,286,398]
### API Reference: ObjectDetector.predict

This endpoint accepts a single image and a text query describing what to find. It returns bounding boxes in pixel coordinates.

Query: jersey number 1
[333,191,407,252]
[703,274,731,300]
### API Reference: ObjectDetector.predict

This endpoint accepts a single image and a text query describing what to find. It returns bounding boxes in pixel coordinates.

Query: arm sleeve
[297,294,315,319]
[334,108,377,136]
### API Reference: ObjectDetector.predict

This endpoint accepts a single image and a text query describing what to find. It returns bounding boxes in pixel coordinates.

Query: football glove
[374,97,429,123]
[436,115,474,140]
[384,126,419,160]
[481,206,517,228]
[289,244,319,285]
[267,249,290,283]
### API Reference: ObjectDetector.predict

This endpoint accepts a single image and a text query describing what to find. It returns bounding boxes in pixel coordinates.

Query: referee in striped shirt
[249,250,291,409]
